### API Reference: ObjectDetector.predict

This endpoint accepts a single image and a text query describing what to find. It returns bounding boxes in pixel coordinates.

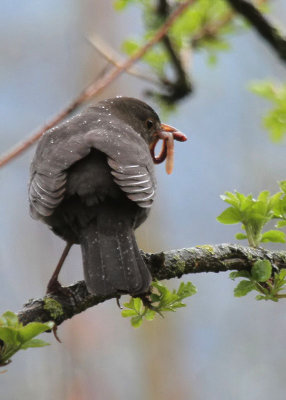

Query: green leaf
[279,181,286,193]
[218,186,286,246]
[121,310,138,318]
[17,322,54,343]
[171,302,186,309]
[144,309,156,321]
[278,269,286,280]
[133,298,144,315]
[113,0,136,11]
[122,40,168,75]
[269,191,283,209]
[257,190,270,202]
[0,311,19,327]
[123,298,135,309]
[250,81,277,100]
[261,230,286,243]
[0,311,54,366]
[220,192,239,207]
[234,280,255,297]
[250,81,286,142]
[276,220,286,228]
[21,339,50,349]
[235,233,248,240]
[251,260,272,282]
[229,270,251,280]
[152,281,168,295]
[122,280,197,327]
[122,39,139,55]
[150,293,161,302]
[217,207,241,224]
[0,328,20,346]
[255,295,267,301]
[131,316,143,328]
[177,281,197,298]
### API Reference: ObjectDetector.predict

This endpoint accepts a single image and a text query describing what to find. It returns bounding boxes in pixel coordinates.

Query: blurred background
[1,1,286,399]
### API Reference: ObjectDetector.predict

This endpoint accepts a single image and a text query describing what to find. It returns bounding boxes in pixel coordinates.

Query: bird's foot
[46,242,73,296]
[46,278,76,304]
[46,277,67,296]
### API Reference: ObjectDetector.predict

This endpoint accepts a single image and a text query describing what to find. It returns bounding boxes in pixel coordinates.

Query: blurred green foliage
[0,311,53,367]
[251,81,286,142]
[113,0,240,79]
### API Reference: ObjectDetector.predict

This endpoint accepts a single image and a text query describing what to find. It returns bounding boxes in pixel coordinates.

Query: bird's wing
[29,120,91,218]
[29,115,156,219]
[107,159,155,208]
[85,126,156,209]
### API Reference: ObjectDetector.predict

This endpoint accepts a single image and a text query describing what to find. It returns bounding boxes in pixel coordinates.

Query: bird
[29,97,187,298]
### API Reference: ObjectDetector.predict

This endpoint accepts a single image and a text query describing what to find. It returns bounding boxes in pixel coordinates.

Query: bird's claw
[116,296,123,309]
[52,325,62,343]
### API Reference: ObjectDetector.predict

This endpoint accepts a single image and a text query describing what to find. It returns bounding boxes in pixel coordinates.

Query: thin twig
[86,35,161,86]
[0,0,194,169]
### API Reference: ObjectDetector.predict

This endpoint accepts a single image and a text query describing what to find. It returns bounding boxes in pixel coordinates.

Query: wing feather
[108,159,155,208]
[29,107,156,219]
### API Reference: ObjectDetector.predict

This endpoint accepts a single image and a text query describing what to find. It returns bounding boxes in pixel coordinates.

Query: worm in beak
[150,123,187,174]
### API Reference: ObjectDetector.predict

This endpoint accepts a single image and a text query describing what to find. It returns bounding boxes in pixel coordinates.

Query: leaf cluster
[217,182,286,247]
[122,281,197,327]
[251,81,286,142]
[230,260,286,301]
[114,0,239,79]
[0,311,53,367]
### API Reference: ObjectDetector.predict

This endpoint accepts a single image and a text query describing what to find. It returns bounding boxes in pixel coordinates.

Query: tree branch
[226,0,286,62]
[86,35,162,87]
[145,0,192,103]
[0,0,194,169]
[18,243,286,327]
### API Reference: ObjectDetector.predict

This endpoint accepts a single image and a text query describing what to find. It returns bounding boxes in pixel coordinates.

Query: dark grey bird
[29,97,187,297]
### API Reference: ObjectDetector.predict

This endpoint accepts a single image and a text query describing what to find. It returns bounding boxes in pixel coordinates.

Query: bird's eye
[146,119,154,130]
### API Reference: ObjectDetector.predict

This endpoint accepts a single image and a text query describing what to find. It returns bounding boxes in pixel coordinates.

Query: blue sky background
[1,1,286,399]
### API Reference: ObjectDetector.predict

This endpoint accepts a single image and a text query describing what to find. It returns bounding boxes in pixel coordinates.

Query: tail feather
[80,208,151,296]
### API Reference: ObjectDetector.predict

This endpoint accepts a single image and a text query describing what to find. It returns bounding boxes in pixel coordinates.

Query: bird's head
[102,97,187,174]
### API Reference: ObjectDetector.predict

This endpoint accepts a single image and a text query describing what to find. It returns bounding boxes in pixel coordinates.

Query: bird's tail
[79,207,152,297]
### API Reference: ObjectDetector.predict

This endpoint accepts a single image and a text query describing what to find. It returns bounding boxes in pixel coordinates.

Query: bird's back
[45,149,147,244]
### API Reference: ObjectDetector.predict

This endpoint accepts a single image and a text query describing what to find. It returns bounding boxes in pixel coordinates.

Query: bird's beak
[150,123,187,174]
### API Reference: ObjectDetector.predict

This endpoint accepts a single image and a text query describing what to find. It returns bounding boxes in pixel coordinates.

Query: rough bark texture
[18,243,286,326]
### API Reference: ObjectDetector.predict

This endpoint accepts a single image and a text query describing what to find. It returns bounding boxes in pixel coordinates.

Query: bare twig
[0,0,194,169]
[226,0,286,61]
[18,243,286,326]
[87,35,161,86]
